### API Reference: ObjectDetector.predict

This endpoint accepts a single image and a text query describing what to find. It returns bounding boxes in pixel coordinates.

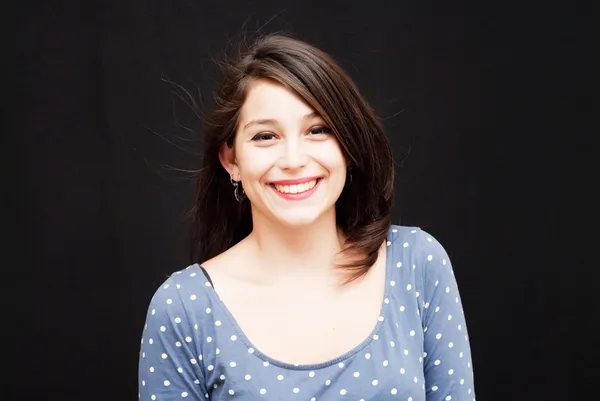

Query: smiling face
[219,79,347,228]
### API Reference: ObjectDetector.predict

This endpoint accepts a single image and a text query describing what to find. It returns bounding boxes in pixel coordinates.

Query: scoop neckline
[196,229,395,371]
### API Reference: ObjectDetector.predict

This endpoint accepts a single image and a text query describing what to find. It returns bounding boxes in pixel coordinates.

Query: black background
[9,1,595,400]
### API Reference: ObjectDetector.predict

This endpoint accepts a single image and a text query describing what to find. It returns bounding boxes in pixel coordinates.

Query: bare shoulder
[199,237,256,285]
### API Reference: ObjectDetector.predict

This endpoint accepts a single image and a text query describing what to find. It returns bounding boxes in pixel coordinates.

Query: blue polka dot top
[138,225,476,400]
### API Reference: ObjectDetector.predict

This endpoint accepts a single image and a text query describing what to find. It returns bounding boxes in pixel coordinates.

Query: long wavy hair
[189,34,395,280]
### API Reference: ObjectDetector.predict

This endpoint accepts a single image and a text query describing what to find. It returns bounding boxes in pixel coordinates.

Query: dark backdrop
[10,1,595,401]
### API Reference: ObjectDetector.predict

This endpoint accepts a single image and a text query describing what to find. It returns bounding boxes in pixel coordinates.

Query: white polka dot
[414,376,418,383]
[449,342,454,348]
[400,368,405,374]
[446,286,450,293]
[390,341,396,347]
[151,396,156,400]
[373,334,379,340]
[460,379,465,385]
[400,305,405,312]
[185,336,192,343]
[446,396,452,401]
[277,374,284,380]
[142,352,145,358]
[423,351,428,358]
[406,284,412,291]
[142,380,146,386]
[448,369,454,375]
[435,280,439,286]
[205,281,211,287]
[415,291,420,298]
[175,341,182,347]
[340,389,347,395]
[161,353,168,359]
[325,379,331,385]
[468,362,471,368]
[387,241,391,246]
[353,371,360,377]
[443,259,447,265]
[403,242,409,247]
[293,388,299,393]
[164,380,170,386]
[391,388,397,394]
[229,361,236,367]
[182,391,188,398]
[310,398,315,401]
[427,237,432,242]
[194,379,199,384]
[408,398,413,401]
[190,272,196,277]
[458,324,462,331]
[230,335,237,341]
[459,352,464,358]
[424,302,430,308]
[205,308,211,314]
[194,324,198,330]
[215,320,222,326]
[409,330,416,336]
[263,361,269,367]
[176,284,181,289]
[383,360,389,366]
[228,389,234,395]
[372,379,378,386]
[436,333,442,340]
[434,359,441,365]
[190,294,197,300]
[427,255,433,261]
[390,280,396,286]
[365,353,371,359]
[384,297,389,304]
[435,306,440,312]
[166,299,172,304]
[190,358,197,364]
[207,365,214,371]
[396,262,402,267]
[260,389,266,395]
[248,347,254,354]
[160,326,166,332]
[177,368,183,373]
[149,366,154,372]
[403,349,409,355]
[206,336,212,342]
[432,385,439,391]
[174,317,181,323]
[163,284,169,289]
[338,362,345,368]
[468,389,472,394]
[309,371,315,377]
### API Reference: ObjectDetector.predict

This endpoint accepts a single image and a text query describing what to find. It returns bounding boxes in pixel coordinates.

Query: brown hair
[189,33,395,280]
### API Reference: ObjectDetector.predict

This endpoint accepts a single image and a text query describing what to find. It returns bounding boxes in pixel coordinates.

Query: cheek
[236,147,275,182]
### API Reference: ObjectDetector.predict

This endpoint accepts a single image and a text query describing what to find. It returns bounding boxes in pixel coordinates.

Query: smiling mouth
[270,179,320,194]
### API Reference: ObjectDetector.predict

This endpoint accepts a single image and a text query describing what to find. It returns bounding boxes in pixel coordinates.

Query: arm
[420,231,476,401]
[138,277,207,400]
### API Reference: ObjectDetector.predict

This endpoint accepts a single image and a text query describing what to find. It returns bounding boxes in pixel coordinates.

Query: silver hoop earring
[230,175,246,202]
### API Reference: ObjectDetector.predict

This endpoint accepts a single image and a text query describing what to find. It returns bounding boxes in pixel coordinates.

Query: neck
[247,209,344,280]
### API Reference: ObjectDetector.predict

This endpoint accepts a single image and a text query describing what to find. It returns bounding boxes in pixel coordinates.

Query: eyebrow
[242,112,320,130]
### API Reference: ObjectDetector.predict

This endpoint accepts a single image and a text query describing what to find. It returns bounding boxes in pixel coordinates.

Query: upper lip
[269,176,322,185]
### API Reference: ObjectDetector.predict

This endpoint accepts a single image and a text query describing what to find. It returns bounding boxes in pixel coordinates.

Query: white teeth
[274,180,317,194]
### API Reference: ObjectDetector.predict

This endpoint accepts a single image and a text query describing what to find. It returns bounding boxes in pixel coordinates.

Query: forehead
[238,79,314,123]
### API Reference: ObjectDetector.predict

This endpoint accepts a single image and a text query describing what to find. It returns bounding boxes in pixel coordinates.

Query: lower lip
[270,179,322,201]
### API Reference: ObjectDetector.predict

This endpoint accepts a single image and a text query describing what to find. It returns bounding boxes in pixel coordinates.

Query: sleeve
[419,231,476,401]
[138,276,207,401]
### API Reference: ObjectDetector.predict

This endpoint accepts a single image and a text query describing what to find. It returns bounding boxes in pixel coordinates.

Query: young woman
[138,34,475,401]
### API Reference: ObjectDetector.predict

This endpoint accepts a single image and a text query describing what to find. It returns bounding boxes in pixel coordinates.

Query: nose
[277,137,309,170]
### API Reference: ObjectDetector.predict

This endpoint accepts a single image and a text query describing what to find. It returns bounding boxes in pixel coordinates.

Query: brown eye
[309,126,332,135]
[251,132,276,141]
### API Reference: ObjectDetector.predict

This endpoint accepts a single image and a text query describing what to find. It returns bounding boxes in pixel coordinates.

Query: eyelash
[251,125,332,141]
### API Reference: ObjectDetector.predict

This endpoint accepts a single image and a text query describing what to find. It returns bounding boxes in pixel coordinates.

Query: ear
[218,143,240,180]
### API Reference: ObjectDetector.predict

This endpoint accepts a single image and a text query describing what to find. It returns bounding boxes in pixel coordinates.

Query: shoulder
[387,225,454,289]
[387,224,450,260]
[143,264,215,326]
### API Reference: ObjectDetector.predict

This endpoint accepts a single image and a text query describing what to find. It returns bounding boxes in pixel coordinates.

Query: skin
[203,78,387,364]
